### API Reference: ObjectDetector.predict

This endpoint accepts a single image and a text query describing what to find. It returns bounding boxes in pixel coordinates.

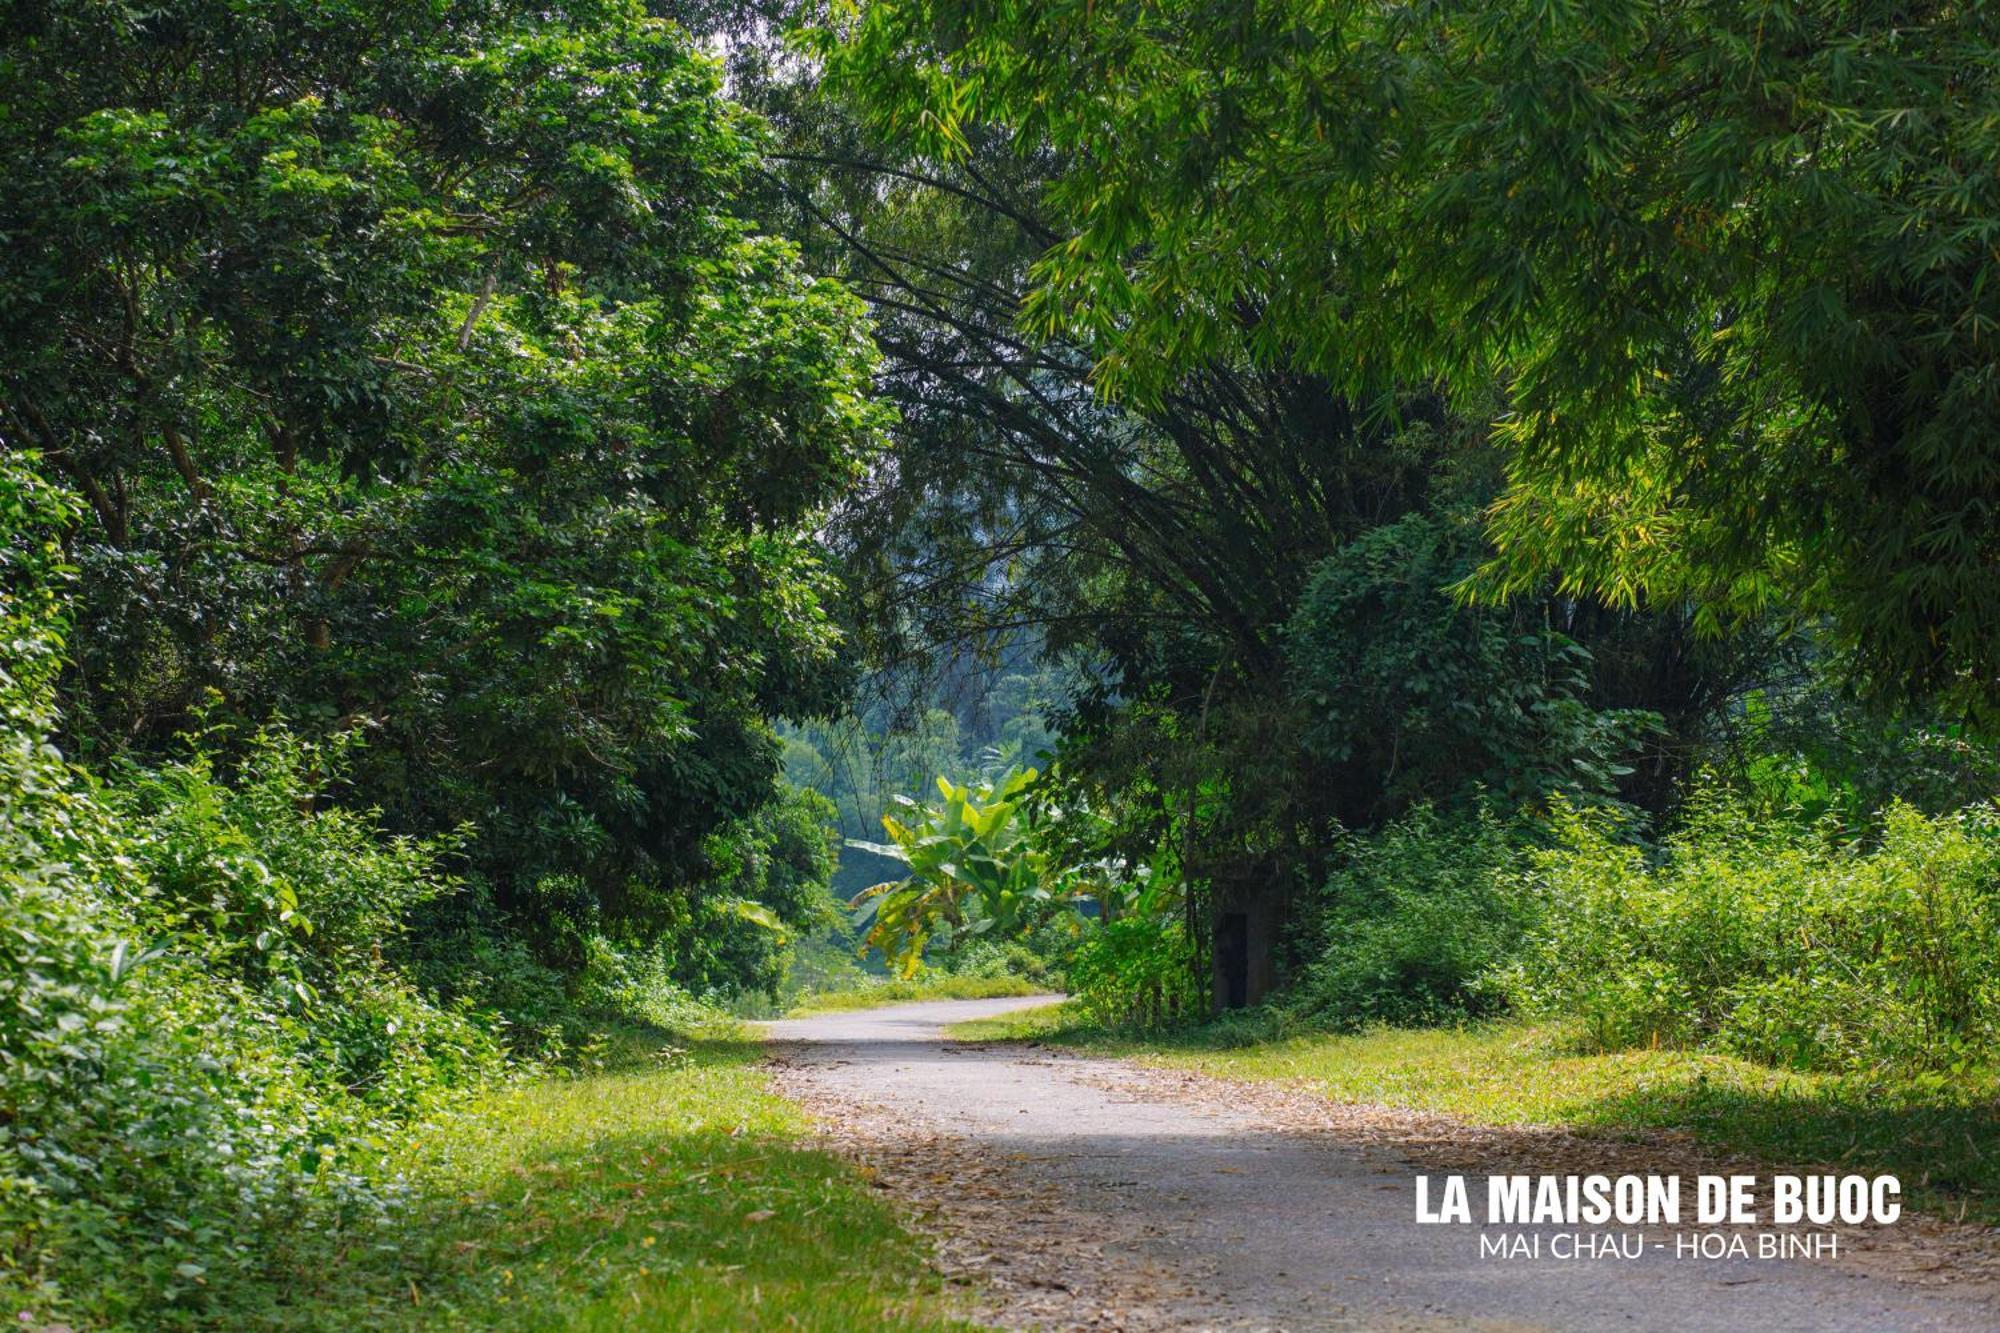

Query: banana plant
[847,767,1054,975]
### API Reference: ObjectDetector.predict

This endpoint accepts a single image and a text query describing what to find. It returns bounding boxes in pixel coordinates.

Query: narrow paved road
[763,996,2000,1332]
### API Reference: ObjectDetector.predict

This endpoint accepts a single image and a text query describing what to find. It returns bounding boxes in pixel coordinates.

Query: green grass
[951,1003,2000,1227]
[263,1023,974,1330]
[786,973,1046,1015]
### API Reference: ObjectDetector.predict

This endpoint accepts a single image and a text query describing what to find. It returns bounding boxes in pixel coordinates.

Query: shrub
[406,896,578,1057]
[942,934,1065,985]
[1287,804,1530,1028]
[666,783,844,1002]
[114,729,500,1109]
[570,934,721,1034]
[1496,795,2000,1072]
[0,455,507,1323]
[1066,914,1203,1029]
[3,732,509,1324]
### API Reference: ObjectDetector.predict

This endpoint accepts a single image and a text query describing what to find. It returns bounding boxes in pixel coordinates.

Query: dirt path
[761,996,2000,1332]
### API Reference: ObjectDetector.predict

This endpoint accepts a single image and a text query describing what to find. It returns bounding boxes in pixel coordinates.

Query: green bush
[406,895,579,1057]
[943,933,1067,986]
[1287,805,1529,1028]
[3,732,510,1324]
[569,934,724,1034]
[1496,795,2000,1073]
[0,456,507,1324]
[1066,914,1203,1029]
[115,729,501,1111]
[674,783,845,1001]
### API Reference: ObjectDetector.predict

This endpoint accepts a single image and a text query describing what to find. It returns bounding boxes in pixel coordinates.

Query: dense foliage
[1502,796,2000,1073]
[822,0,2000,703]
[1284,806,1528,1030]
[1,0,882,966]
[1286,503,1661,818]
[0,1,871,1318]
[0,458,499,1321]
[711,4,1765,1027]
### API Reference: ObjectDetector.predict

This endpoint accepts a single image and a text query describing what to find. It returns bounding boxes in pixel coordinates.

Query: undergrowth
[256,1022,973,1329]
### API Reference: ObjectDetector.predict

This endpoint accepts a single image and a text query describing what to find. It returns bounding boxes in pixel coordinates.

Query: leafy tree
[0,0,886,959]
[821,0,2000,703]
[676,782,845,997]
[712,6,1762,1012]
[1286,504,1660,822]
[850,767,1059,972]
[1721,666,2000,825]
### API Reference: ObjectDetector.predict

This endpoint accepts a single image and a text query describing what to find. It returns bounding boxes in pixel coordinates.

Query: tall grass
[1497,796,2000,1073]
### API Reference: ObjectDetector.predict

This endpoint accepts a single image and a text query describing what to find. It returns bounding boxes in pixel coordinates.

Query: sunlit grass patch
[269,1023,974,1329]
[945,1001,1076,1043]
[787,973,1046,1015]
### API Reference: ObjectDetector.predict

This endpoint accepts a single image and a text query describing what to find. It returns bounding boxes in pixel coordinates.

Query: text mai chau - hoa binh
[1414,1174,1901,1263]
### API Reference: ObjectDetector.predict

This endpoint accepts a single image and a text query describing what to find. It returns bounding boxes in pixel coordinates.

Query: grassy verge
[786,974,1046,1015]
[952,1003,2000,1227]
[261,1023,973,1330]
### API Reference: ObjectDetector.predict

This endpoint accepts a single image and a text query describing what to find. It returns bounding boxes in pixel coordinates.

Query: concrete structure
[1209,865,1287,1010]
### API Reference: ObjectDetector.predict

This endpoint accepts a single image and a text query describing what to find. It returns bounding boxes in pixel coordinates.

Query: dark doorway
[1216,912,1249,1009]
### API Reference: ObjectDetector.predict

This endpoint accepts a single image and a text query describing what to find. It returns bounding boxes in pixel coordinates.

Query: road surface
[762,996,2000,1331]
